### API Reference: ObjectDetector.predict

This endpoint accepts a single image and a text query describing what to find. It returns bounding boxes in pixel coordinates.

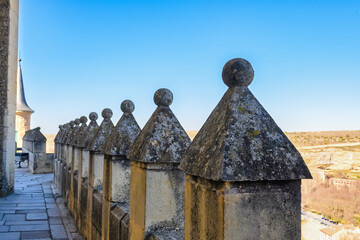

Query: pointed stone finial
[88,108,114,152]
[68,118,82,145]
[67,119,81,145]
[128,89,190,163]
[54,125,64,143]
[79,112,99,149]
[121,100,135,113]
[179,58,311,181]
[74,118,80,125]
[103,100,141,156]
[89,112,98,122]
[73,116,88,147]
[222,58,254,88]
[61,122,73,144]
[54,125,63,143]
[102,108,113,120]
[80,116,88,125]
[154,88,173,107]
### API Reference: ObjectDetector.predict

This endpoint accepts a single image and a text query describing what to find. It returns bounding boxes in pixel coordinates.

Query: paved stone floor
[0,165,82,240]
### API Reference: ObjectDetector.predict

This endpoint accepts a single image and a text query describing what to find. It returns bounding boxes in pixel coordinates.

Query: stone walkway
[0,165,82,240]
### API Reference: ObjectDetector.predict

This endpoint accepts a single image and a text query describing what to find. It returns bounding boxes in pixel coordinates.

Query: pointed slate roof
[103,100,141,156]
[179,58,312,182]
[87,108,114,152]
[127,89,191,163]
[16,59,34,113]
[79,112,99,149]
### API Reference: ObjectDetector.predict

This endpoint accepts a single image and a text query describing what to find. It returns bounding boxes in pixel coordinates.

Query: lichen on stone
[87,112,114,152]
[127,106,191,163]
[103,112,141,156]
[179,86,312,182]
[80,122,98,149]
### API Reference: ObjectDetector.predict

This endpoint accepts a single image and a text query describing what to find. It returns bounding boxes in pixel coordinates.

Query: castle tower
[15,58,34,148]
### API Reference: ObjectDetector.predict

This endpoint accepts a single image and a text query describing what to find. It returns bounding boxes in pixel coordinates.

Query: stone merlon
[127,88,191,163]
[179,58,312,182]
[66,118,80,145]
[63,121,75,145]
[87,108,115,152]
[103,100,141,156]
[57,123,69,144]
[54,125,63,143]
[79,112,99,149]
[72,116,88,147]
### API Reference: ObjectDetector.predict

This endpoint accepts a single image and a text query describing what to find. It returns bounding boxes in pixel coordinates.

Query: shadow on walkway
[0,165,82,240]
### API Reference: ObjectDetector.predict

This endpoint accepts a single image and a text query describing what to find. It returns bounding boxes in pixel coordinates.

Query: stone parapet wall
[53,58,312,240]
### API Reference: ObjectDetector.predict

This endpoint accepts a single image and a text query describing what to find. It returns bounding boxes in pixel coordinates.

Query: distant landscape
[45,130,360,227]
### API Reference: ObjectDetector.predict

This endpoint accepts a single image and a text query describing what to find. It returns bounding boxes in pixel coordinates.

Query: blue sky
[18,0,360,134]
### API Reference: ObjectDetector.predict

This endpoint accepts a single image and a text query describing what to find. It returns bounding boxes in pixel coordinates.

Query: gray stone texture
[127,96,191,163]
[103,101,141,156]
[109,205,129,240]
[79,113,98,149]
[72,116,87,147]
[66,118,80,145]
[87,109,114,152]
[180,60,311,182]
[92,189,102,233]
[22,127,53,174]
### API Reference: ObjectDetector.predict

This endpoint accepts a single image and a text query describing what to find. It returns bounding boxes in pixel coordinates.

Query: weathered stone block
[61,164,67,197]
[129,162,184,238]
[104,156,130,203]
[91,224,101,240]
[184,175,301,240]
[89,152,104,188]
[92,189,103,234]
[33,141,45,153]
[81,150,90,178]
[79,179,88,237]
[66,167,71,207]
[73,171,79,221]
[110,204,129,240]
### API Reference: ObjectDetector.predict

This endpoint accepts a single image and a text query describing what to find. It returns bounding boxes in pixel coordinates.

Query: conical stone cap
[179,58,312,182]
[79,112,99,149]
[73,116,88,147]
[58,124,69,144]
[61,121,74,144]
[66,118,80,145]
[127,89,191,163]
[103,100,141,156]
[54,125,63,143]
[87,108,115,152]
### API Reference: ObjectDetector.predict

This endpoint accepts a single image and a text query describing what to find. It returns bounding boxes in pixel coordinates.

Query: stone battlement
[53,58,311,240]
